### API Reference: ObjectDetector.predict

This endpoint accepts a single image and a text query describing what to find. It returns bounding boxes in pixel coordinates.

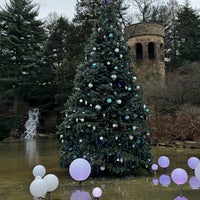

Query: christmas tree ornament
[109,33,113,38]
[133,126,137,130]
[111,74,117,80]
[125,115,130,120]
[58,0,153,177]
[107,98,112,103]
[92,63,97,67]
[129,135,134,140]
[88,83,93,88]
[133,76,137,81]
[128,87,132,91]
[115,48,119,53]
[100,166,105,171]
[100,136,104,140]
[95,105,101,110]
[116,99,122,104]
[114,66,118,70]
[136,85,140,90]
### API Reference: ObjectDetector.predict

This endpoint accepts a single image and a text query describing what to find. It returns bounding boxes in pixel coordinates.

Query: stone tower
[125,22,165,81]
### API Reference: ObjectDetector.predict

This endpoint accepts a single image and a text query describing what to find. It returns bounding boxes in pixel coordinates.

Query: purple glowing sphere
[159,174,171,187]
[188,157,199,170]
[152,178,159,186]
[151,164,158,171]
[171,168,188,185]
[189,176,200,190]
[69,158,91,181]
[92,187,103,198]
[158,156,170,168]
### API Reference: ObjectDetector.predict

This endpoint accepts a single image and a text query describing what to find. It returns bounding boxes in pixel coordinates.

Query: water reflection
[25,139,39,165]
[70,190,91,200]
[174,196,188,200]
[1,139,200,200]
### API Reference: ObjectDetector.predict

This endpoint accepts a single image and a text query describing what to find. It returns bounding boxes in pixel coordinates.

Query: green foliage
[0,0,47,109]
[44,16,83,113]
[58,1,153,177]
[0,115,20,141]
[176,4,200,64]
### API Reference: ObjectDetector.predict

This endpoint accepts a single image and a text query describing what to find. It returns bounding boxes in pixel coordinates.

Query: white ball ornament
[100,166,105,171]
[30,179,48,198]
[107,61,111,65]
[116,99,122,104]
[111,74,117,80]
[32,165,46,178]
[88,83,93,88]
[136,85,140,90]
[129,135,134,140]
[95,105,101,111]
[100,136,104,141]
[133,126,137,130]
[43,174,59,192]
[93,47,96,51]
[115,48,119,53]
[133,76,137,81]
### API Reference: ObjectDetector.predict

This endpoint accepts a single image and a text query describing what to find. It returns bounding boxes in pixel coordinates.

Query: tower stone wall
[125,23,165,81]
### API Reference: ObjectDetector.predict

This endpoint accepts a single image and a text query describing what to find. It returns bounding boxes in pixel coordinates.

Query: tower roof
[125,22,165,39]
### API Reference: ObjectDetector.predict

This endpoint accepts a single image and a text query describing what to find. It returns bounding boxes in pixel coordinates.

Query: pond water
[0,138,200,200]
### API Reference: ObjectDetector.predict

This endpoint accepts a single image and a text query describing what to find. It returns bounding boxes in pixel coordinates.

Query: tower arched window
[136,43,143,60]
[148,42,155,60]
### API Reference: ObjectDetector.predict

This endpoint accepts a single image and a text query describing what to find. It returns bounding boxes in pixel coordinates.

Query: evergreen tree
[44,16,83,112]
[176,3,200,63]
[58,0,153,176]
[0,0,46,113]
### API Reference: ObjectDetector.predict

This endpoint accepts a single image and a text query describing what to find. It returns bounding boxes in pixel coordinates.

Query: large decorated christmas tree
[58,0,153,176]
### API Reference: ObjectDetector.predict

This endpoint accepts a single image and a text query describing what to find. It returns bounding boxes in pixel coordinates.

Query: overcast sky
[0,0,200,21]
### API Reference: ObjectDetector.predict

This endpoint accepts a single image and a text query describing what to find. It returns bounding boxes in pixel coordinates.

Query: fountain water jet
[23,108,39,139]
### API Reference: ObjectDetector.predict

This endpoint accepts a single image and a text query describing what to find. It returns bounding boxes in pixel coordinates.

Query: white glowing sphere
[92,187,102,198]
[32,165,46,177]
[43,174,59,192]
